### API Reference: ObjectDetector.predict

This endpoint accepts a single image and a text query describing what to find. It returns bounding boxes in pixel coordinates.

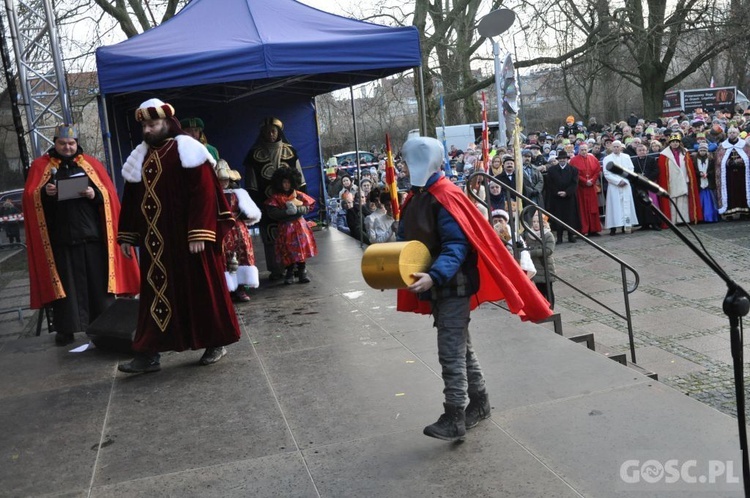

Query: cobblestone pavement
[553,220,750,419]
[4,221,750,419]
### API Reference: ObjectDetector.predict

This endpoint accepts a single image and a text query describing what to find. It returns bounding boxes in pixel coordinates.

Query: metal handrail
[466,171,641,363]
[0,243,28,321]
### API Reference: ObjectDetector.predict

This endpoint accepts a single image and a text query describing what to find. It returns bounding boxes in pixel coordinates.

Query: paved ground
[551,220,750,418]
[1,228,746,497]
[3,221,750,423]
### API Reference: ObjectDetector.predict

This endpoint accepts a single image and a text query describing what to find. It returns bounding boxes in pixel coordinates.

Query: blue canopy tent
[95,0,422,208]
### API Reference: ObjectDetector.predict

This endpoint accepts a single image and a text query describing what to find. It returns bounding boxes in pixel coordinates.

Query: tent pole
[349,85,364,247]
[417,66,428,136]
[313,95,331,227]
[97,94,116,182]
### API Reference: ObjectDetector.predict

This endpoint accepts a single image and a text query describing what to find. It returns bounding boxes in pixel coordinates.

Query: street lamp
[477,9,516,147]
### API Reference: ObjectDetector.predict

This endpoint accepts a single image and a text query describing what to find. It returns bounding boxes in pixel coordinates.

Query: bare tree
[604,1,739,117]
[88,0,182,38]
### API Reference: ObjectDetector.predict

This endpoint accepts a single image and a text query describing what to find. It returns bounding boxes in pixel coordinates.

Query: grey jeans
[432,296,486,407]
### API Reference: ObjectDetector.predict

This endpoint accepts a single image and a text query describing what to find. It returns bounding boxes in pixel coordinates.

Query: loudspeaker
[86,298,139,353]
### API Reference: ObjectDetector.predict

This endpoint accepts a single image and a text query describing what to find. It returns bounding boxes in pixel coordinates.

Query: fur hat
[135,98,175,122]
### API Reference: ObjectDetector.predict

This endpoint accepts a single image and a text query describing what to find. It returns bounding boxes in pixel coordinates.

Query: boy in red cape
[23,124,140,346]
[396,137,552,442]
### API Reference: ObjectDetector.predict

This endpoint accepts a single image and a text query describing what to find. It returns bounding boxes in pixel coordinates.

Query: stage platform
[0,228,745,497]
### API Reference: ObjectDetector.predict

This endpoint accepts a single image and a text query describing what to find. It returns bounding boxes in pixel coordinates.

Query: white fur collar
[721,137,746,150]
[226,188,262,224]
[121,136,217,183]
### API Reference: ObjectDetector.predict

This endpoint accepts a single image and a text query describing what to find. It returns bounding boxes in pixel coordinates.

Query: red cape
[23,153,140,309]
[396,176,553,322]
[657,150,703,225]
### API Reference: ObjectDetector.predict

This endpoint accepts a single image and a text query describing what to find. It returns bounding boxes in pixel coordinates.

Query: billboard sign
[682,86,736,113]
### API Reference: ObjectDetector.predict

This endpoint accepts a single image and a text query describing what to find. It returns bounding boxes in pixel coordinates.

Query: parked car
[330,151,378,174]
[0,188,23,211]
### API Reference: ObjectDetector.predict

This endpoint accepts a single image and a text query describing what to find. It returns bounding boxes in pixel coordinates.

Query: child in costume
[216,160,261,302]
[264,168,318,284]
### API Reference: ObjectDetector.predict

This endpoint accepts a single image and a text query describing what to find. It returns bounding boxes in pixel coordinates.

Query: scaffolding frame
[3,0,72,160]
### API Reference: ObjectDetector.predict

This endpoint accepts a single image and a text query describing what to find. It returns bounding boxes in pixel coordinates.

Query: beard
[143,122,171,146]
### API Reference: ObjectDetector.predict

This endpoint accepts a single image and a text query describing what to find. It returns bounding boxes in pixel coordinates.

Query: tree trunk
[641,71,667,120]
[596,0,618,122]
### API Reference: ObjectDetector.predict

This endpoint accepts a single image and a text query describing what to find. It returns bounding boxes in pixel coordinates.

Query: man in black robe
[631,143,661,230]
[545,150,580,243]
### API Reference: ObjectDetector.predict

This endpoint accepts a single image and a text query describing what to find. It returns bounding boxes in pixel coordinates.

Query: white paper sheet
[57,176,90,201]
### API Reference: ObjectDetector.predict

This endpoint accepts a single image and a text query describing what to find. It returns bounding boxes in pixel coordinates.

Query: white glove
[286,201,297,215]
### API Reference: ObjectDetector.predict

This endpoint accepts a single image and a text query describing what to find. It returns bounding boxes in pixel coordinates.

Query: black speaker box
[86,298,139,353]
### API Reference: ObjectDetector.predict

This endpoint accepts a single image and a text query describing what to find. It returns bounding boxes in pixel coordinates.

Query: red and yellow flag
[385,134,400,220]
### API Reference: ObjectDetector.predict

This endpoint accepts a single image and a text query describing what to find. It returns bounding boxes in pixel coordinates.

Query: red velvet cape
[396,176,553,322]
[23,153,140,309]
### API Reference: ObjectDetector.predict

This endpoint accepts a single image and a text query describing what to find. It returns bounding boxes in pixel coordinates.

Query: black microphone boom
[605,161,669,198]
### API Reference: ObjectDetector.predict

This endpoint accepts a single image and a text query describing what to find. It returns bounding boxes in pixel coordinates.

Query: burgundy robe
[569,153,602,234]
[118,139,240,353]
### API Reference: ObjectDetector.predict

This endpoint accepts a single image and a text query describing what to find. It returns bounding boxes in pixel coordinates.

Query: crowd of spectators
[325,106,750,249]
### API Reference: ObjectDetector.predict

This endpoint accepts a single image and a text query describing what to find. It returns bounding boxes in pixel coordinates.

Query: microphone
[605,162,669,198]
[49,167,57,185]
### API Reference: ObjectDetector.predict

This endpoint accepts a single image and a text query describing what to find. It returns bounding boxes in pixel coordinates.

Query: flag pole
[385,133,401,221]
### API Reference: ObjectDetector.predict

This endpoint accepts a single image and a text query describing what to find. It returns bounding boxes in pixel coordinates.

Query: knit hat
[135,98,175,122]
[491,209,509,221]
[698,142,709,151]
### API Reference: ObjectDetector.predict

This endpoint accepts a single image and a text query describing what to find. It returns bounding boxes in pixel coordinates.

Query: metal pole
[0,7,30,176]
[493,39,506,147]
[97,94,116,181]
[349,86,364,246]
[313,95,330,226]
[417,66,428,136]
[42,0,72,125]
[4,0,37,155]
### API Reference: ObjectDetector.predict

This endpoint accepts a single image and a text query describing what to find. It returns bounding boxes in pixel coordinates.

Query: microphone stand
[635,190,750,497]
